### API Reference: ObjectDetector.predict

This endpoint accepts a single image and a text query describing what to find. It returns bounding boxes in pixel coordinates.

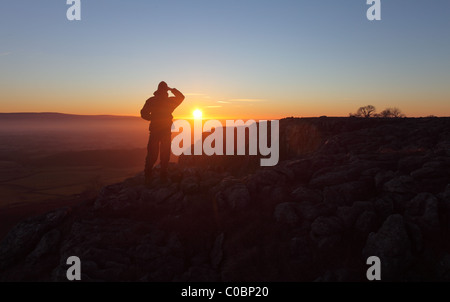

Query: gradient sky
[1,0,449,119]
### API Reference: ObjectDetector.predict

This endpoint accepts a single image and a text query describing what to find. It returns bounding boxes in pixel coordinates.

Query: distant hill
[0,112,141,122]
[0,112,149,155]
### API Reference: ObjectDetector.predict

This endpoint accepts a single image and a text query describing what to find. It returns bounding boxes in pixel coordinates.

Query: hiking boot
[160,170,168,183]
[144,170,153,187]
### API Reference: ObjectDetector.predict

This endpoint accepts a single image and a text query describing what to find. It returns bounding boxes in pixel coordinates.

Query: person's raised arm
[140,98,152,121]
[169,88,185,108]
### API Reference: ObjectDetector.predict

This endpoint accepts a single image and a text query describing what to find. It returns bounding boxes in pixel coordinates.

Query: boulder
[383,175,416,194]
[274,202,302,226]
[363,214,413,281]
[310,216,344,250]
[405,193,439,234]
[323,181,372,206]
[0,207,70,270]
[291,186,322,203]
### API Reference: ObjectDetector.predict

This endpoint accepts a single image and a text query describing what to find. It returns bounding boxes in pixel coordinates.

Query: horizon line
[0,112,448,119]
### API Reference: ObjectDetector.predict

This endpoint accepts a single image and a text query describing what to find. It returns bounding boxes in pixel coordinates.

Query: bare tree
[379,108,392,118]
[390,107,405,118]
[380,107,405,118]
[356,105,376,118]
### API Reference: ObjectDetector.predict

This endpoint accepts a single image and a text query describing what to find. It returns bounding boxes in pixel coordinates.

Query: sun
[193,109,203,119]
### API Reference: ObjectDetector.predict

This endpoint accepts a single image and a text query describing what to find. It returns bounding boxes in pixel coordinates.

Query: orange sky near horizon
[2,89,449,119]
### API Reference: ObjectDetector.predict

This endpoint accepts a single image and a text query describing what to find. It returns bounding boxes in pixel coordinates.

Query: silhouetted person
[141,81,184,184]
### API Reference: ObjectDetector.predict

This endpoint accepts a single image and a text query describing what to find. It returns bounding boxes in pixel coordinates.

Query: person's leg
[145,132,160,183]
[159,132,172,181]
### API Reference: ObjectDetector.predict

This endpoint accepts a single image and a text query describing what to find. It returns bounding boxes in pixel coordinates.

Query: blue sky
[1,0,449,118]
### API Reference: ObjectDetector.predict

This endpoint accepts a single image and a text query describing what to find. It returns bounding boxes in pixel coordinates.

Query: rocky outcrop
[0,117,449,281]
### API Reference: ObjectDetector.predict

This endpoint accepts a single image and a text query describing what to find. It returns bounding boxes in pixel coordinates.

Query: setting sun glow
[193,109,203,119]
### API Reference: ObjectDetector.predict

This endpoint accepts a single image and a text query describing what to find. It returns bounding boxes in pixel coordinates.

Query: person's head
[158,81,169,92]
[154,81,170,97]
